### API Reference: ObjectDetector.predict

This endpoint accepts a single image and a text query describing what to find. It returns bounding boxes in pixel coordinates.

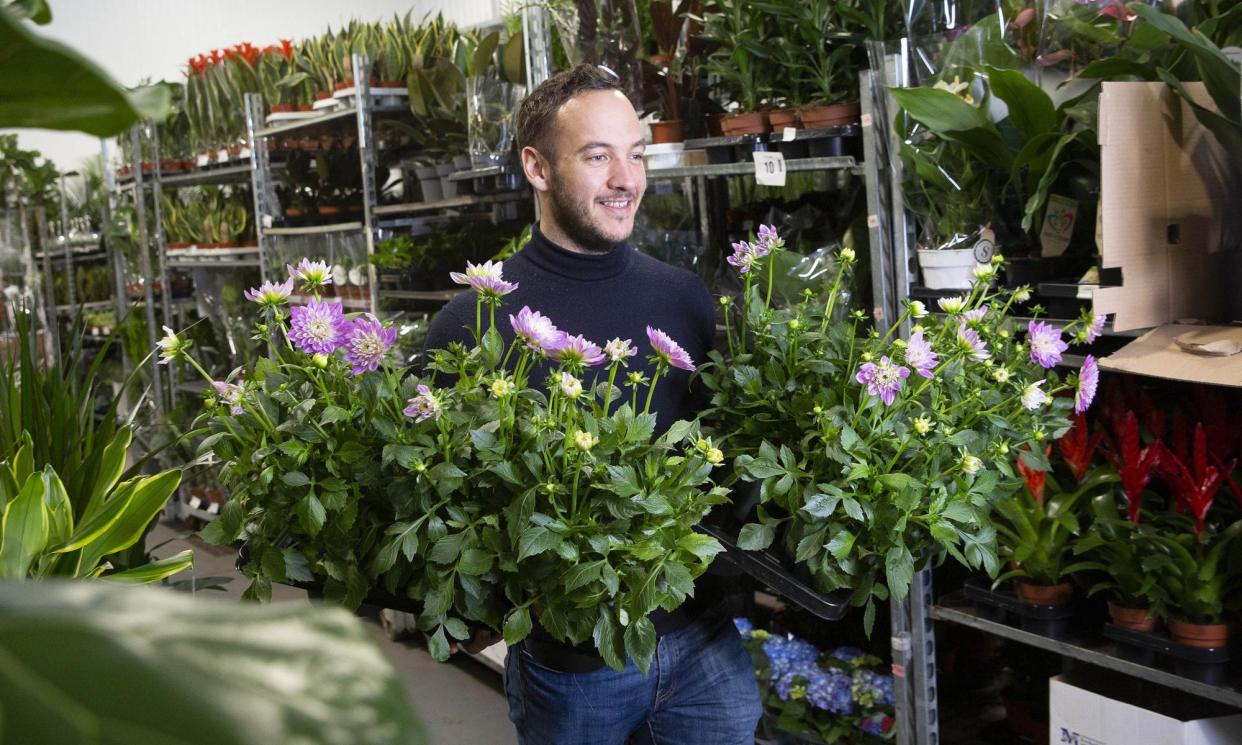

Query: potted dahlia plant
[168,258,725,673]
[701,224,1099,632]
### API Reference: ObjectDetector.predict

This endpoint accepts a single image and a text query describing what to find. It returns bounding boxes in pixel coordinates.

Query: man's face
[536,89,646,253]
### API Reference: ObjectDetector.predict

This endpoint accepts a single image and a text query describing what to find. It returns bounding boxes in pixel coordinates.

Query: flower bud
[312,353,329,368]
[706,448,724,465]
[912,417,932,435]
[839,247,856,263]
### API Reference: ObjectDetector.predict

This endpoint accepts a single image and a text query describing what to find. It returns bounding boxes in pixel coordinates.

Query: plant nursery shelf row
[55,300,113,315]
[372,191,528,216]
[930,601,1242,709]
[167,258,262,270]
[35,248,107,262]
[158,164,255,188]
[266,222,364,236]
[378,288,469,302]
[645,156,863,181]
[254,103,408,139]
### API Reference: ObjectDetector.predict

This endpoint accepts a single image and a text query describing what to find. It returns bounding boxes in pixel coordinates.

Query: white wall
[4,0,501,170]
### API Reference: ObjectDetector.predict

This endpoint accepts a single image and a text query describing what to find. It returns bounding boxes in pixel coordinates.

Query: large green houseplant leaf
[0,581,426,745]
[0,5,171,135]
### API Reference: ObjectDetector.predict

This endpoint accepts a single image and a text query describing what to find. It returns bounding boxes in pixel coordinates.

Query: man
[423,64,761,745]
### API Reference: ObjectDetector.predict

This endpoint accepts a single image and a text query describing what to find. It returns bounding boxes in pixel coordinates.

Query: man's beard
[546,177,633,254]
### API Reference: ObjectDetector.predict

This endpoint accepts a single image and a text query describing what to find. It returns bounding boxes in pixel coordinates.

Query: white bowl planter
[917,247,986,290]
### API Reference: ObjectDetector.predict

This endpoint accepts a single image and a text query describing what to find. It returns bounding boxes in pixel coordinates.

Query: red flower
[280,38,294,60]
[1059,412,1102,483]
[1157,424,1234,536]
[1104,411,1159,523]
[1016,445,1051,506]
[209,49,223,65]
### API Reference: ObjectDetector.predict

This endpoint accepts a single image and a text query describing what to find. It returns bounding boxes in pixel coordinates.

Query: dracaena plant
[700,225,1100,632]
[178,258,725,674]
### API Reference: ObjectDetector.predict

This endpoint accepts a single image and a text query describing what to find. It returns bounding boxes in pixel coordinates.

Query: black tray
[684,133,767,164]
[237,543,424,615]
[1103,623,1233,684]
[963,578,1077,637]
[695,522,849,622]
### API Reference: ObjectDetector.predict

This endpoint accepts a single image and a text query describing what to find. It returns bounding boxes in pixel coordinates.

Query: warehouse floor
[147,519,518,745]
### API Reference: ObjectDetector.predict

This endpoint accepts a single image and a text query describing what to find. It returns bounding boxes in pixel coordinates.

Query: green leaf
[282,471,311,487]
[100,549,193,584]
[891,86,1012,166]
[827,530,856,560]
[737,523,775,551]
[319,406,351,426]
[0,581,426,745]
[457,548,492,576]
[283,549,313,583]
[592,609,625,671]
[503,605,532,645]
[297,494,326,537]
[39,466,72,549]
[429,533,465,565]
[0,9,171,135]
[623,615,657,675]
[199,499,244,545]
[563,560,604,592]
[985,66,1056,141]
[842,498,865,521]
[517,526,561,561]
[427,625,450,661]
[0,472,48,578]
[83,427,130,519]
[886,546,915,601]
[660,419,696,446]
[444,617,470,641]
[676,533,724,562]
[801,493,841,519]
[76,470,181,574]
[744,458,785,480]
[877,473,921,493]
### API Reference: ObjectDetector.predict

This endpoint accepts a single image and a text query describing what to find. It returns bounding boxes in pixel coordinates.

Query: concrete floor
[146,519,518,745]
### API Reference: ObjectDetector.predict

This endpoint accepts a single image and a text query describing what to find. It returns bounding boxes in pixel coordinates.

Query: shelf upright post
[131,125,164,418]
[352,53,380,315]
[522,4,553,89]
[892,566,939,745]
[34,204,57,359]
[885,39,917,335]
[100,138,132,384]
[861,60,899,328]
[243,93,273,284]
[148,122,178,405]
[58,174,76,308]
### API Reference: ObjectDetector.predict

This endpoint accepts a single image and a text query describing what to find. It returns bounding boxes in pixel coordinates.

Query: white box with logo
[1049,676,1242,745]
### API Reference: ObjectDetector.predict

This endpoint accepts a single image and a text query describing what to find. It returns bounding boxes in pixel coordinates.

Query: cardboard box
[1049,676,1242,745]
[1101,324,1242,388]
[1092,82,1240,333]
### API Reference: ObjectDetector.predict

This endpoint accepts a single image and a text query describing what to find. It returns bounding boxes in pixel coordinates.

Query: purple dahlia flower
[288,298,348,355]
[341,313,397,374]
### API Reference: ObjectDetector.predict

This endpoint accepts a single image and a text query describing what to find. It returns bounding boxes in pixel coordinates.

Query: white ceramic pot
[917,247,985,290]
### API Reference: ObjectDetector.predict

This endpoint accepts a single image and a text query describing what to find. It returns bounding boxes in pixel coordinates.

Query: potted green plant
[995,462,1117,605]
[699,0,773,135]
[643,0,702,143]
[1073,492,1169,631]
[763,0,860,128]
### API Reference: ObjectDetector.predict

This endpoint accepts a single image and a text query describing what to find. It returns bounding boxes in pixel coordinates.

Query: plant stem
[643,364,666,416]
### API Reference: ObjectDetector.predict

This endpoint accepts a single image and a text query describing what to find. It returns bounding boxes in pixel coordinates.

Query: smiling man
[423,64,761,745]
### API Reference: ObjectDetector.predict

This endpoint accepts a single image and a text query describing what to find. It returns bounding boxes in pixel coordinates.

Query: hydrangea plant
[735,618,895,743]
[702,226,1099,632]
[170,257,725,674]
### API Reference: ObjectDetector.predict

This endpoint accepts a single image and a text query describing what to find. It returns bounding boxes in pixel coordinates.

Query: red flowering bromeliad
[1059,411,1103,483]
[1016,444,1052,506]
[1104,411,1160,524]
[1157,424,1236,536]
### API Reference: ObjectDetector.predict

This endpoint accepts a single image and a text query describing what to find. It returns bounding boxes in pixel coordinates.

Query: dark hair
[515,64,623,159]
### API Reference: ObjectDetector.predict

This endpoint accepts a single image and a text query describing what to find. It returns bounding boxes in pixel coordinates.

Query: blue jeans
[504,614,762,745]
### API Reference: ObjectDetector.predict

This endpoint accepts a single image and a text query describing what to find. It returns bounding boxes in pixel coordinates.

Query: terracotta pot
[298,103,313,112]
[241,239,259,248]
[318,205,342,216]
[704,113,725,137]
[1014,581,1073,606]
[189,486,206,499]
[767,109,799,130]
[333,80,350,92]
[379,80,405,89]
[1107,601,1160,633]
[315,90,332,101]
[206,488,224,504]
[227,144,242,158]
[799,100,861,129]
[650,120,684,144]
[167,242,190,250]
[141,161,154,173]
[720,111,770,136]
[284,207,305,218]
[271,103,294,113]
[183,159,196,171]
[344,76,380,89]
[1168,618,1230,649]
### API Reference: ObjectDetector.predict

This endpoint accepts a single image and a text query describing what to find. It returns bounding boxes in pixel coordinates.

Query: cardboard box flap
[1093,82,1238,332]
[1101,324,1242,387]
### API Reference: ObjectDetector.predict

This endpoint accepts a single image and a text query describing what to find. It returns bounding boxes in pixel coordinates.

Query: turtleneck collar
[520,222,633,281]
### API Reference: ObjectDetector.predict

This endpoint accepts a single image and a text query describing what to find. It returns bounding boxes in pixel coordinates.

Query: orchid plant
[165,257,725,674]
[701,225,1100,631]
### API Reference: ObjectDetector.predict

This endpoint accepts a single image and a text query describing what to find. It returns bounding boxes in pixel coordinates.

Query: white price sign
[753,151,787,187]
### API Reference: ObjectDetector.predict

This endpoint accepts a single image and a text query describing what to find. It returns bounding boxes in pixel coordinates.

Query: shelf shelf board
[378,288,467,302]
[55,300,113,315]
[256,106,358,138]
[157,164,253,187]
[168,258,261,269]
[931,602,1242,709]
[646,156,862,180]
[447,165,514,183]
[373,191,527,216]
[266,222,364,236]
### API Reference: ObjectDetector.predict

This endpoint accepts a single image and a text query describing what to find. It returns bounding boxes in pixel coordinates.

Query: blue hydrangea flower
[762,635,821,680]
[806,668,855,714]
[830,646,865,664]
[853,668,896,708]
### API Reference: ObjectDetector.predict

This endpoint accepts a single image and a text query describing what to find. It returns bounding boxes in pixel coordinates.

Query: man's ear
[521,146,551,194]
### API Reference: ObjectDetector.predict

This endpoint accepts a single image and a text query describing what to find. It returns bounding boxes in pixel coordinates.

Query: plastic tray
[695,522,849,622]
[1103,623,1234,684]
[963,578,1077,637]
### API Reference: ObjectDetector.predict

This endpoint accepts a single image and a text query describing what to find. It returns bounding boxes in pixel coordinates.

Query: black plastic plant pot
[1102,624,1233,684]
[1002,257,1047,288]
[963,578,1077,638]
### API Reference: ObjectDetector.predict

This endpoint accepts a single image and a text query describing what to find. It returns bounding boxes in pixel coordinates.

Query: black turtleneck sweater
[423,224,722,646]
[424,223,716,433]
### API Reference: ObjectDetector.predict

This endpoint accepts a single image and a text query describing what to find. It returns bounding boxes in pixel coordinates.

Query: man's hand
[449,628,503,655]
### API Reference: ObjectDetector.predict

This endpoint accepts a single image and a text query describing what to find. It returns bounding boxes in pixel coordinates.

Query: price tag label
[753,151,787,186]
[867,214,879,229]
[781,127,797,142]
[861,113,873,128]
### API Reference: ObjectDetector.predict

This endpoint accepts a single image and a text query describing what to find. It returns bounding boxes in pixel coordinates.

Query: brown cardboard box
[1100,325,1242,388]
[1092,82,1239,333]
